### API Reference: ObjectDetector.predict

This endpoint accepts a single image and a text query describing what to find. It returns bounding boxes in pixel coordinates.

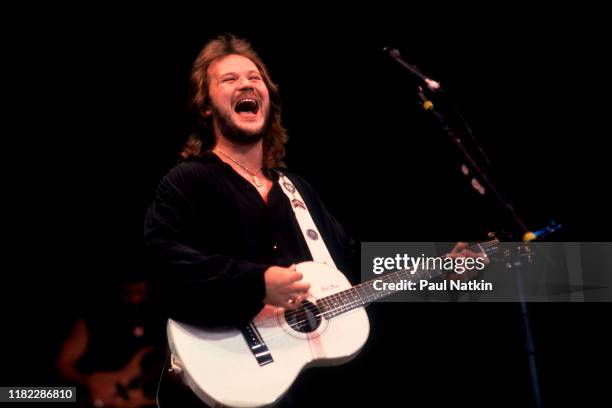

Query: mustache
[233,91,261,105]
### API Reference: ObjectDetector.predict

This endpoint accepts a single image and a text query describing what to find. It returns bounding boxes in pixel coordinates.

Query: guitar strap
[276,171,337,269]
[163,172,339,405]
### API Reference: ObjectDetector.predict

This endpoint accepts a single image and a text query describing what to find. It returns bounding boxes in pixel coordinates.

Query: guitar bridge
[241,322,274,366]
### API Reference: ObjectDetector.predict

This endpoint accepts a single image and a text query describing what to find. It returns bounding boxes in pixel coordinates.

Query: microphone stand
[415,86,530,234]
[385,47,544,408]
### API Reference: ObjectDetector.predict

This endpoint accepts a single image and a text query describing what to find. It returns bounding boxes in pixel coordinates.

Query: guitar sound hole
[284,300,321,333]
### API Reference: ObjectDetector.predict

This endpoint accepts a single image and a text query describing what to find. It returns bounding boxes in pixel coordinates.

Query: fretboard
[316,240,500,319]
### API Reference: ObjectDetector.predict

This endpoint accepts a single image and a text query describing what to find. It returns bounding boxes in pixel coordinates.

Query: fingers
[453,242,469,252]
[263,265,312,309]
[285,278,311,309]
[290,281,311,293]
[287,269,309,297]
[287,296,307,308]
[448,242,487,260]
[289,271,304,282]
[285,293,306,309]
[285,287,310,309]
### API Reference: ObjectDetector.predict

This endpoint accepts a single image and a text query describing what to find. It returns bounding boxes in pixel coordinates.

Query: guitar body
[111,346,159,408]
[82,346,158,408]
[167,261,369,408]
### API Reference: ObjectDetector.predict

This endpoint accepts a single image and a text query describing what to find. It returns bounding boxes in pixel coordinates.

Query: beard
[211,102,272,145]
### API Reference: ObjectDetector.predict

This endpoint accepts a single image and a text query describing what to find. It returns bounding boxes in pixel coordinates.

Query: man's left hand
[444,242,490,281]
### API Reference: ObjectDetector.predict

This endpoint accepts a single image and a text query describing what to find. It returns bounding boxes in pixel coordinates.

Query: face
[207,54,271,144]
[121,281,148,305]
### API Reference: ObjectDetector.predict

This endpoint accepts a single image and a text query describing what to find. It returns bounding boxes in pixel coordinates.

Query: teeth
[235,98,258,114]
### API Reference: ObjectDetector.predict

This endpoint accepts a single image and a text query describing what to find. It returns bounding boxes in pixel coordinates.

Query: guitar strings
[255,241,499,339]
[282,240,497,322]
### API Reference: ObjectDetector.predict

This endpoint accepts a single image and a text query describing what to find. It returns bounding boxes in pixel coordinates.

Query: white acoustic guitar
[167,241,501,407]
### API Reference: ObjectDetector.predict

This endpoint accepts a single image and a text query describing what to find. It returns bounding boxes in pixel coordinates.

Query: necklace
[214,148,264,190]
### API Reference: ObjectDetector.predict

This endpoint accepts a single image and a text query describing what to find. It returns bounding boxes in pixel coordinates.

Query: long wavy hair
[181,34,288,169]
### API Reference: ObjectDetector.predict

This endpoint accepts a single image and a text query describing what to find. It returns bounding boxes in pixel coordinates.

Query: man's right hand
[263,265,311,309]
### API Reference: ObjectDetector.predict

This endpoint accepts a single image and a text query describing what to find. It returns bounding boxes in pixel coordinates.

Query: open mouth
[234,98,259,116]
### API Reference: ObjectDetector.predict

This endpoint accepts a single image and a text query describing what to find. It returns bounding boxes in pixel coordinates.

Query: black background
[3,6,611,407]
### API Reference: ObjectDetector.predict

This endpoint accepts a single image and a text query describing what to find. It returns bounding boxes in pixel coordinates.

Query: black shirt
[144,152,357,326]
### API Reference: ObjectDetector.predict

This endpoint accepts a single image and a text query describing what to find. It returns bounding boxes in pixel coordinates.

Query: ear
[204,109,212,117]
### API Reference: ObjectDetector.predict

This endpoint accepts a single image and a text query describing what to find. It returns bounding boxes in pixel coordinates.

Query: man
[144,34,358,326]
[57,275,165,408]
[145,34,364,407]
[144,34,481,407]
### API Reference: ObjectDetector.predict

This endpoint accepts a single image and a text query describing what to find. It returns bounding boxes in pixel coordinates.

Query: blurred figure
[57,273,165,408]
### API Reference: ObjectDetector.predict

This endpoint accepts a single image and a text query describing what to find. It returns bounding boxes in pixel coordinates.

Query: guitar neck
[316,240,500,319]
